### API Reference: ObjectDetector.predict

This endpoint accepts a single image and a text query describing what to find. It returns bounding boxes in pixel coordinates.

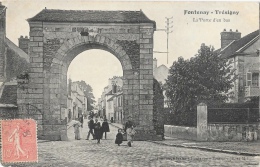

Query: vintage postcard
[0,0,259,166]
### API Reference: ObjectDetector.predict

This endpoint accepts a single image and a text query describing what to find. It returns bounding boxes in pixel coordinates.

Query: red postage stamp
[1,119,38,163]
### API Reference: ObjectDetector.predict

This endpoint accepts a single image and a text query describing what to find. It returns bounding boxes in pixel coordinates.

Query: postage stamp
[1,119,37,163]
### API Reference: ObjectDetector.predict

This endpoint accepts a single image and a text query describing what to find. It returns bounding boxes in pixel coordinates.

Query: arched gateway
[17,9,160,140]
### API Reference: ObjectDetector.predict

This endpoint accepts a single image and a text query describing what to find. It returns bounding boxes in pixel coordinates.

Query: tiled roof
[27,9,156,26]
[5,38,29,62]
[107,95,115,102]
[0,84,17,105]
[219,30,259,59]
[105,90,113,96]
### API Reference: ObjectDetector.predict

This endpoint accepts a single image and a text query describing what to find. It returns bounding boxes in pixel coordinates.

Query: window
[252,73,259,87]
[246,72,252,86]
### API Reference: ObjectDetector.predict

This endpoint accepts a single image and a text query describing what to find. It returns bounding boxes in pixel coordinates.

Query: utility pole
[165,17,173,64]
[153,16,173,64]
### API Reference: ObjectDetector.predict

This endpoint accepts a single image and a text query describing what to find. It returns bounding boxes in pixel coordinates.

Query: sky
[2,0,259,101]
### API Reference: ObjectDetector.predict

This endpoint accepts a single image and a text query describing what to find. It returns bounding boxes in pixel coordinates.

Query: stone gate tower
[17,9,160,140]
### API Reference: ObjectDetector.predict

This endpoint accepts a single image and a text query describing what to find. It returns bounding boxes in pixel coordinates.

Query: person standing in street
[124,116,136,147]
[93,118,102,144]
[101,119,110,139]
[79,114,84,128]
[73,119,81,140]
[68,109,72,122]
[86,116,95,140]
[115,128,123,146]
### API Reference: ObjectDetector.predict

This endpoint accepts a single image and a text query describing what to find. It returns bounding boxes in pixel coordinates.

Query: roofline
[220,40,235,52]
[236,35,259,53]
[27,9,156,28]
[27,20,155,25]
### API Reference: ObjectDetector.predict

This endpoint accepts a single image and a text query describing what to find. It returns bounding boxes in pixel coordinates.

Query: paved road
[4,119,260,167]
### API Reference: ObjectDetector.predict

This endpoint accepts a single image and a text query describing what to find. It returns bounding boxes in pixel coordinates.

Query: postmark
[1,119,37,163]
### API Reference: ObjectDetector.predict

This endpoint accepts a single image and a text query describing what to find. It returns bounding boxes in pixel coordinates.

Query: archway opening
[66,49,123,140]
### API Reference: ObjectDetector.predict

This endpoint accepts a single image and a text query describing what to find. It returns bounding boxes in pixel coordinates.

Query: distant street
[4,118,259,167]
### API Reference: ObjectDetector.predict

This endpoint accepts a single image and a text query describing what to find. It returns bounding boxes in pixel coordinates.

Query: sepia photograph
[0,0,259,166]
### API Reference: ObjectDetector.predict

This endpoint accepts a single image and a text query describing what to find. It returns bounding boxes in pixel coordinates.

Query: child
[73,120,81,140]
[115,128,123,146]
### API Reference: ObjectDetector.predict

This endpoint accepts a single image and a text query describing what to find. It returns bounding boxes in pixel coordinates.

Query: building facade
[217,29,260,103]
[99,76,123,122]
[66,79,88,122]
[153,58,169,107]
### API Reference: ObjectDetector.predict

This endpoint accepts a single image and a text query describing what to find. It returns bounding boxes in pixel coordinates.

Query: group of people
[72,115,136,147]
[86,117,110,144]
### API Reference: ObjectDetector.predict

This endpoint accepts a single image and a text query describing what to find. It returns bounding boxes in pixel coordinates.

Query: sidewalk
[110,123,260,156]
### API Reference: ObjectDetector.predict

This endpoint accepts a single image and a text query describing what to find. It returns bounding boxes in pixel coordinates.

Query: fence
[208,108,259,124]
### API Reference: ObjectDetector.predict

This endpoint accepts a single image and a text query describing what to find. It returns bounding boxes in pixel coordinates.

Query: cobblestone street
[2,119,259,167]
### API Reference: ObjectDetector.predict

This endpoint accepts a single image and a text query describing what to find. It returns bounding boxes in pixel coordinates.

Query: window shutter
[246,72,252,86]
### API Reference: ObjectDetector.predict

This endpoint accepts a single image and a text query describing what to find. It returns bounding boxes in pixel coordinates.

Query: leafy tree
[165,44,236,126]
[74,80,96,111]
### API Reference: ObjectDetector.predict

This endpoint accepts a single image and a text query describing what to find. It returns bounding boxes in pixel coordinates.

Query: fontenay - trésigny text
[184,10,239,15]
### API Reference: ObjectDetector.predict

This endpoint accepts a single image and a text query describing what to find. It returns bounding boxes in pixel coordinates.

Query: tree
[165,44,236,126]
[74,81,96,111]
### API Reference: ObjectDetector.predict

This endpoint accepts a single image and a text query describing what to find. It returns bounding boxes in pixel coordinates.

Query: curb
[110,123,260,156]
[147,140,260,157]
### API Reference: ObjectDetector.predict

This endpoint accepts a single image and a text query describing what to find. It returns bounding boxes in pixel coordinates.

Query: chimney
[153,58,157,69]
[221,29,241,49]
[18,35,29,54]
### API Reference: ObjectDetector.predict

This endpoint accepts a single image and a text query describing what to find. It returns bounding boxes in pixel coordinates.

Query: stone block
[142,34,153,39]
[140,89,149,94]
[95,35,101,43]
[31,67,43,73]
[39,42,43,47]
[28,98,43,104]
[30,63,43,68]
[140,80,149,84]
[32,57,43,63]
[29,93,44,99]
[133,85,139,90]
[140,100,149,105]
[144,75,153,80]
[52,125,66,131]
[30,31,44,37]
[140,105,153,110]
[83,36,90,43]
[29,22,43,27]
[33,37,43,42]
[142,65,153,69]
[32,46,43,52]
[29,42,40,47]
[100,36,106,43]
[133,90,139,94]
[49,84,59,89]
[140,48,150,54]
[140,39,150,44]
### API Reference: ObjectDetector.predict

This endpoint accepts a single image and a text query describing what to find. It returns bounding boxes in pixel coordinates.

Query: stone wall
[0,107,18,119]
[207,124,258,141]
[19,20,157,140]
[164,125,197,140]
[164,103,259,142]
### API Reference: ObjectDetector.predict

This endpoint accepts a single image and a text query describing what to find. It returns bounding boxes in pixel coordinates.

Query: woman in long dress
[124,116,136,147]
[8,123,28,159]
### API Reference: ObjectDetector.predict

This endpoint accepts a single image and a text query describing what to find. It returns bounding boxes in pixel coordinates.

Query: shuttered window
[252,73,259,87]
[246,72,252,86]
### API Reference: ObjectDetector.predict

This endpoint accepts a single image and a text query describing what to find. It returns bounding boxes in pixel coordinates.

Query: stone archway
[17,9,159,140]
